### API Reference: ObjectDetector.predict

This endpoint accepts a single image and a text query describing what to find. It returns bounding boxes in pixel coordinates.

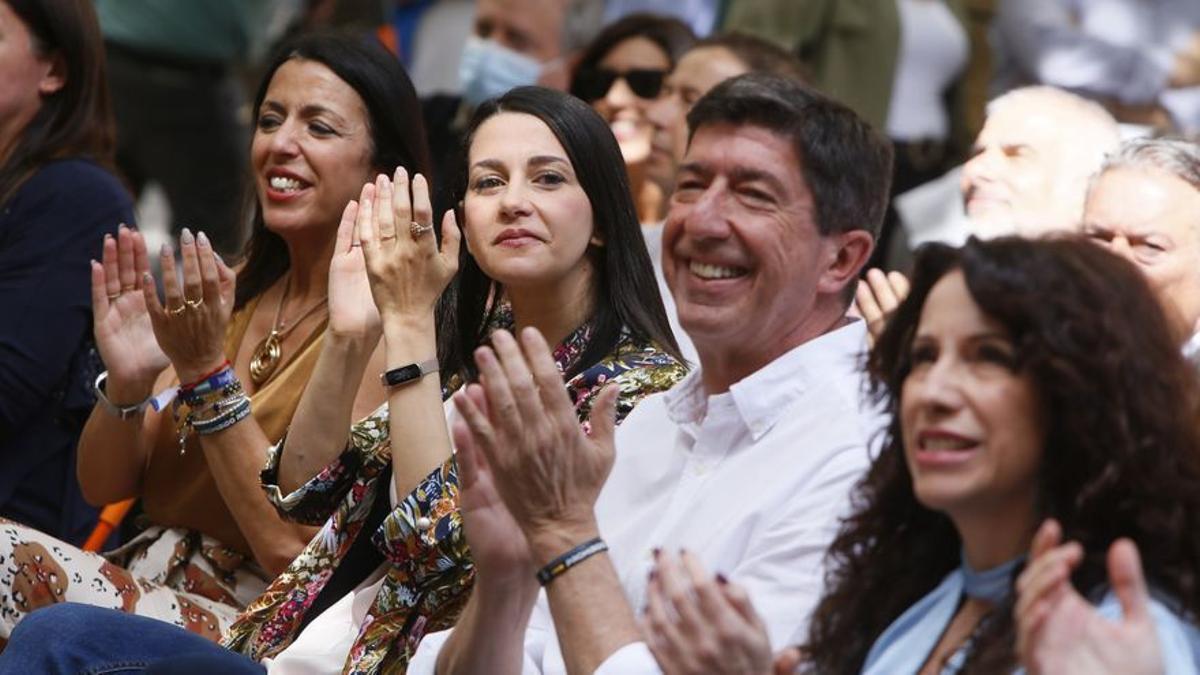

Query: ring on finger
[107,293,121,302]
[409,220,433,238]
[168,303,188,316]
[185,297,204,310]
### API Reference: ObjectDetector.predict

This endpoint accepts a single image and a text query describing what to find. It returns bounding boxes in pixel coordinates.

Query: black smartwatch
[380,358,439,388]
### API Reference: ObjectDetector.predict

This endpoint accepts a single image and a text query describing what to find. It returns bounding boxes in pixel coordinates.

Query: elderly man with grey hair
[1083,137,1200,356]
[856,86,1122,337]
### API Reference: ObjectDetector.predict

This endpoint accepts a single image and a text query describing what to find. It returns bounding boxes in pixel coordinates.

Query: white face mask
[458,35,548,106]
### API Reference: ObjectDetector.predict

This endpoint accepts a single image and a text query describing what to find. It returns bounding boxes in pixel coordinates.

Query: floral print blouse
[222,320,686,674]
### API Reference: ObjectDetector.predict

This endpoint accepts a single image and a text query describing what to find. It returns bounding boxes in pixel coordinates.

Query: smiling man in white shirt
[408,73,894,675]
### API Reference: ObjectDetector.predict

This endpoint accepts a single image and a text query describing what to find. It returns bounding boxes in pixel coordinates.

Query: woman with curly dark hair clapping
[643,236,1200,673]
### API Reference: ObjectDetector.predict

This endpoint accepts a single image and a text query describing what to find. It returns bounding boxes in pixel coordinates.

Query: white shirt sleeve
[595,642,661,674]
[995,0,1175,104]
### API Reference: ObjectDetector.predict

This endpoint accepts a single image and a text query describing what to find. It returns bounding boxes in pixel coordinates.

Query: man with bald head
[857,86,1122,335]
[1083,138,1200,356]
[963,86,1122,239]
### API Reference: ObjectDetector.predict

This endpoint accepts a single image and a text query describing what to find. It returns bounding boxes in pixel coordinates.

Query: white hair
[1094,137,1200,192]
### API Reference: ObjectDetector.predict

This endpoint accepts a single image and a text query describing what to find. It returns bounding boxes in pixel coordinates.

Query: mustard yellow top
[141,295,325,556]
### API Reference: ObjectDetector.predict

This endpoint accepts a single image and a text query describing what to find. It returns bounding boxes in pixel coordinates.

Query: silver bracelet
[192,397,252,435]
[93,371,150,420]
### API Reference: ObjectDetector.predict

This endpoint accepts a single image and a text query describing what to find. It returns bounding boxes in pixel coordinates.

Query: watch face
[383,364,422,387]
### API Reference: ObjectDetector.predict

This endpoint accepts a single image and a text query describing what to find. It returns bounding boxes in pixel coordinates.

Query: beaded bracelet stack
[171,361,251,454]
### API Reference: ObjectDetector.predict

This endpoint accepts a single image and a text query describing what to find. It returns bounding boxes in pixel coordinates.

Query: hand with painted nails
[356,168,461,328]
[451,327,618,558]
[140,228,237,384]
[1015,519,1162,675]
[90,225,170,398]
[643,549,779,675]
[853,268,910,341]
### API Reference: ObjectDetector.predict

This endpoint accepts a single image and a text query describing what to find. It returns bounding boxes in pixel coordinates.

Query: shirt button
[416,516,433,531]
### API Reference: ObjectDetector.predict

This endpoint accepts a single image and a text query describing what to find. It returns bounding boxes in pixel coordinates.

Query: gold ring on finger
[121,285,137,293]
[409,221,433,238]
[185,297,204,310]
[168,303,188,316]
[107,293,120,302]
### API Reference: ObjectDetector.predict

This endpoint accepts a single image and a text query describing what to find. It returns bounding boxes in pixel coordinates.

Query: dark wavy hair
[0,0,115,204]
[234,30,431,309]
[437,86,682,383]
[804,236,1200,673]
[568,12,695,101]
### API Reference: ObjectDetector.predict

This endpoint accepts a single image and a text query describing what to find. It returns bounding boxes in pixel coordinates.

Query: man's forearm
[436,578,538,675]
[535,527,643,675]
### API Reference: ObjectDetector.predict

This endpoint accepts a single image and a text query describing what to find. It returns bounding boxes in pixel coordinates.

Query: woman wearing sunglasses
[570,13,694,226]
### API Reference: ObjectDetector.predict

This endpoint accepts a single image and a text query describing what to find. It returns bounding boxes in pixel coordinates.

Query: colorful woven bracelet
[192,397,252,435]
[179,360,232,391]
[535,537,608,586]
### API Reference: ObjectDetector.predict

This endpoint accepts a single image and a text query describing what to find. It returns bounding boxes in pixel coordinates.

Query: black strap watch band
[380,358,440,388]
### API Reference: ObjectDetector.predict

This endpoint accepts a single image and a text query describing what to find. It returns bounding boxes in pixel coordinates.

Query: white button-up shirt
[409,320,882,674]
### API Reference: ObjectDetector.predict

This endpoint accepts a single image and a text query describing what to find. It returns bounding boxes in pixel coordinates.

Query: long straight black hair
[438,86,681,383]
[234,31,431,309]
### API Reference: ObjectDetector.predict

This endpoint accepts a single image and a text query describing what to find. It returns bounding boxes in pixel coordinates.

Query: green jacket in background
[722,0,994,161]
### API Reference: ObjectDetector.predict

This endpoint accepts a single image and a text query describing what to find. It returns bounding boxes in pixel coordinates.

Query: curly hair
[803,236,1200,673]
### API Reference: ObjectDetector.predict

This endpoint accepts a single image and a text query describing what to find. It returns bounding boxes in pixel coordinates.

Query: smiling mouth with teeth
[689,261,747,280]
[269,176,306,192]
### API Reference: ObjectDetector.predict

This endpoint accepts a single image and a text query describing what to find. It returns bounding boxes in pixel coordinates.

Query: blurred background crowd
[104,0,1200,264]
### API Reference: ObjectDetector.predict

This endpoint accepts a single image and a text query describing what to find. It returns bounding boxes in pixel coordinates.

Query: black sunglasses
[573,68,667,102]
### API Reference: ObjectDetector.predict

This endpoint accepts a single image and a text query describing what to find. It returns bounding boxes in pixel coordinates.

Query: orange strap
[82,498,136,552]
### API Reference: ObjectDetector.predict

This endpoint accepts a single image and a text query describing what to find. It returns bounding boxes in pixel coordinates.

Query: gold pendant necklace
[249,330,284,385]
[248,276,328,387]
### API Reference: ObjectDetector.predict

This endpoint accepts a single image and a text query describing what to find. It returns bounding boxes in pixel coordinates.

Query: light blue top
[862,556,1200,674]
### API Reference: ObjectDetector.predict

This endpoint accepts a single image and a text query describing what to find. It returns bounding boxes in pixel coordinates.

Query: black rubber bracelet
[536,537,608,586]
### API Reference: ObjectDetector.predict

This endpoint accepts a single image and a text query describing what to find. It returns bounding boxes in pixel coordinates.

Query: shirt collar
[664,319,869,440]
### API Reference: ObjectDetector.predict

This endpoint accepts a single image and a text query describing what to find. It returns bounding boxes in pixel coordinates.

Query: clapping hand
[451,328,619,558]
[356,168,460,326]
[141,228,236,384]
[327,197,379,341]
[450,386,534,589]
[90,225,170,397]
[643,550,778,675]
[1015,519,1163,675]
[852,268,910,341]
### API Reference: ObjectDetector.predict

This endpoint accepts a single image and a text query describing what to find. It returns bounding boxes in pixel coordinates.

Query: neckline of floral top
[484,302,594,376]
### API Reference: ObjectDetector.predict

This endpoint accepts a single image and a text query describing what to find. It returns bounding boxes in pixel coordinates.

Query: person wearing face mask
[421,0,603,198]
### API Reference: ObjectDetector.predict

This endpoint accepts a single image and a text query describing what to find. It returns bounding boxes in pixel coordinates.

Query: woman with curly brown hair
[641,236,1200,673]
